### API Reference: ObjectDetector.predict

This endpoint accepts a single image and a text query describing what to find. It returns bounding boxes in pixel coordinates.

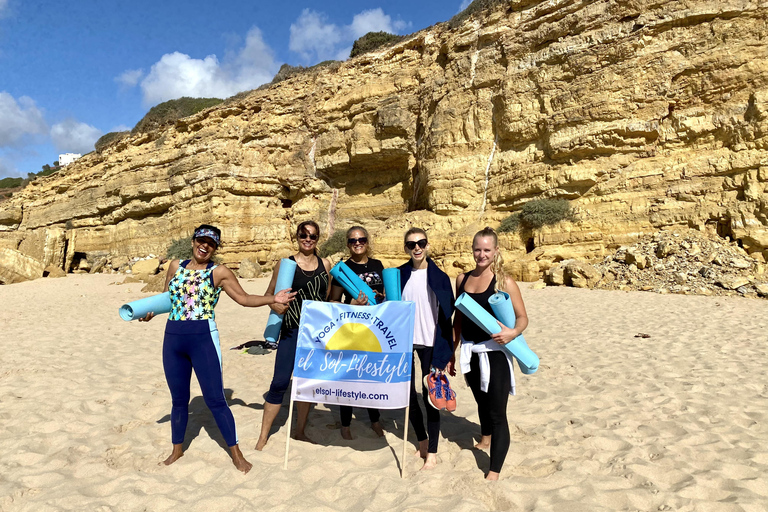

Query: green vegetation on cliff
[133,97,224,134]
[319,230,347,258]
[95,131,130,152]
[350,31,405,58]
[499,199,574,232]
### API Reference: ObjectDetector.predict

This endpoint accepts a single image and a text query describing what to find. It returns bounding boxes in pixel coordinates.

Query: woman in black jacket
[399,227,455,470]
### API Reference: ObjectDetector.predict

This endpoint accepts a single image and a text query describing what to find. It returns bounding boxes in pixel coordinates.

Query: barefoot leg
[485,471,500,481]
[421,452,437,470]
[292,402,315,444]
[256,402,281,451]
[370,421,384,437]
[340,426,353,440]
[229,445,252,474]
[414,439,428,459]
[162,443,184,466]
[475,435,491,450]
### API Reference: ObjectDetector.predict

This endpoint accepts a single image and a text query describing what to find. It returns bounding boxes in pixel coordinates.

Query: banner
[291,300,415,409]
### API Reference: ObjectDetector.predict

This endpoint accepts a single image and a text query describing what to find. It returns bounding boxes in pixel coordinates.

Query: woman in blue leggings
[141,224,295,473]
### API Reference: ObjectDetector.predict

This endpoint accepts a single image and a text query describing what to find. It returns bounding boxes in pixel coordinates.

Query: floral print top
[168,260,221,320]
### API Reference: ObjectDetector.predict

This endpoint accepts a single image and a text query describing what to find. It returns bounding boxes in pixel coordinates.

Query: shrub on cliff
[449,0,506,28]
[499,199,574,232]
[167,236,194,260]
[350,31,405,58]
[95,131,130,152]
[0,177,23,189]
[319,230,347,258]
[133,97,224,134]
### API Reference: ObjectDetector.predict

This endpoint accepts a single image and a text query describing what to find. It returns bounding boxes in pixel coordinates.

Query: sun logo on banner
[325,323,382,352]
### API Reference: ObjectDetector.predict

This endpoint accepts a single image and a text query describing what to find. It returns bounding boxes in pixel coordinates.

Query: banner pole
[401,406,410,479]
[283,396,295,470]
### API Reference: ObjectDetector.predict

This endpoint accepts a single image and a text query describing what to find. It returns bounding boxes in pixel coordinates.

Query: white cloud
[349,8,407,39]
[0,92,47,147]
[110,124,131,132]
[50,119,102,154]
[115,69,144,87]
[289,8,411,64]
[126,26,276,106]
[459,0,473,12]
[289,10,343,63]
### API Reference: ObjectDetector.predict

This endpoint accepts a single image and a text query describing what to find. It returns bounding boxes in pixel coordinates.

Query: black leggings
[409,346,441,453]
[465,351,511,473]
[339,406,380,427]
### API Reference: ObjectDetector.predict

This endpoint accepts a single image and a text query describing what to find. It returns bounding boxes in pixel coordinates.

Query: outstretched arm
[216,265,295,308]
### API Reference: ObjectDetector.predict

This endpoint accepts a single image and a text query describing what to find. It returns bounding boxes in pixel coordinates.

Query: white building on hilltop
[59,153,81,167]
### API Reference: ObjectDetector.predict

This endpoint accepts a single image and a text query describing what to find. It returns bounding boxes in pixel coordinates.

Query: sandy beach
[1,273,767,511]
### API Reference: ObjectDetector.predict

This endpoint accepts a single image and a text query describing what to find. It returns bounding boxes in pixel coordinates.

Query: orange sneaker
[440,373,457,412]
[424,370,446,410]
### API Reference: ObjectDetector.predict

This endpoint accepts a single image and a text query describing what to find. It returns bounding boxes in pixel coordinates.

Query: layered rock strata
[1,0,767,284]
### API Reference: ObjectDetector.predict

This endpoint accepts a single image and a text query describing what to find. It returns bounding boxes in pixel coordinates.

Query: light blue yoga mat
[382,268,401,301]
[488,291,539,374]
[330,261,378,305]
[119,292,172,321]
[263,258,297,343]
[455,292,538,375]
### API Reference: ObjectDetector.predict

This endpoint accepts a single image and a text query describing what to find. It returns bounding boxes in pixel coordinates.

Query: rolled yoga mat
[488,291,539,374]
[119,292,172,321]
[263,258,298,343]
[329,261,378,305]
[382,268,401,301]
[455,292,539,374]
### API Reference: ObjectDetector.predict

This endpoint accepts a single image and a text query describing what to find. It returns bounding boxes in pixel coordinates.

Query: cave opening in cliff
[526,237,535,253]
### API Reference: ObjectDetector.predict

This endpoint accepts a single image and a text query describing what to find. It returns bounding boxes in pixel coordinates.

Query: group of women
[142,221,529,480]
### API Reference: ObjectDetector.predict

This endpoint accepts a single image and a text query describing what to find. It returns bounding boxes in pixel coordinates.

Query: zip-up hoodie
[398,257,455,369]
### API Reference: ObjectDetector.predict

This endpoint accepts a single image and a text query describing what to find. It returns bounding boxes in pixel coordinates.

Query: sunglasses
[298,232,318,240]
[347,237,368,245]
[405,239,428,250]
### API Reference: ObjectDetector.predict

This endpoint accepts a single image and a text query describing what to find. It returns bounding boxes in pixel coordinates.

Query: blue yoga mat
[488,291,539,374]
[455,292,538,375]
[119,292,172,321]
[263,258,297,343]
[382,268,401,301]
[330,261,378,305]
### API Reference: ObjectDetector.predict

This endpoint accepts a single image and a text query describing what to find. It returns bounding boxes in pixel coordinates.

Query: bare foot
[414,439,428,459]
[421,453,437,470]
[340,426,353,440]
[485,471,500,481]
[371,422,384,437]
[162,444,184,466]
[255,435,268,451]
[293,431,316,444]
[230,445,252,474]
[475,435,491,450]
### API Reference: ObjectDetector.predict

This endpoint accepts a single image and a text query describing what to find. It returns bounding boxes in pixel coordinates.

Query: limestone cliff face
[2,0,767,283]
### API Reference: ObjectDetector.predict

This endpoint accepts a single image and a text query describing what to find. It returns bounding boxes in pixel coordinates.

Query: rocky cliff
[2,0,767,284]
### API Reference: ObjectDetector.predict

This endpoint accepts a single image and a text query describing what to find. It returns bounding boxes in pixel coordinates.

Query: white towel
[460,338,516,396]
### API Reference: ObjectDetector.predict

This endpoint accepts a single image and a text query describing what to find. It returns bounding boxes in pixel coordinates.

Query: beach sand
[1,273,767,511]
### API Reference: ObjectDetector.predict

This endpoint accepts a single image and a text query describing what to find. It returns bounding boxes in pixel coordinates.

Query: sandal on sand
[439,373,457,412]
[424,370,446,410]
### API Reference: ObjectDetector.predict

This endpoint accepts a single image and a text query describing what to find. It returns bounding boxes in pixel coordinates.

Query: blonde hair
[473,227,507,292]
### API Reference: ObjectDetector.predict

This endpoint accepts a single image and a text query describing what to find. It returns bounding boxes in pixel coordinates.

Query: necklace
[296,256,318,277]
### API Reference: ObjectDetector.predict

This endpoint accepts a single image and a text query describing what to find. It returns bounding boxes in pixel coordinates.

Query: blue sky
[0,0,473,179]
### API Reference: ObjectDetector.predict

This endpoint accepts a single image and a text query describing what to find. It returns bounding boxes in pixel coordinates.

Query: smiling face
[347,228,368,257]
[472,235,497,269]
[192,236,217,264]
[297,224,319,254]
[405,233,429,266]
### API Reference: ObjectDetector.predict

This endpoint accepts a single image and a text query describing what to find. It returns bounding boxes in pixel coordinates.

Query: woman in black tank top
[454,227,529,481]
[257,220,331,451]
